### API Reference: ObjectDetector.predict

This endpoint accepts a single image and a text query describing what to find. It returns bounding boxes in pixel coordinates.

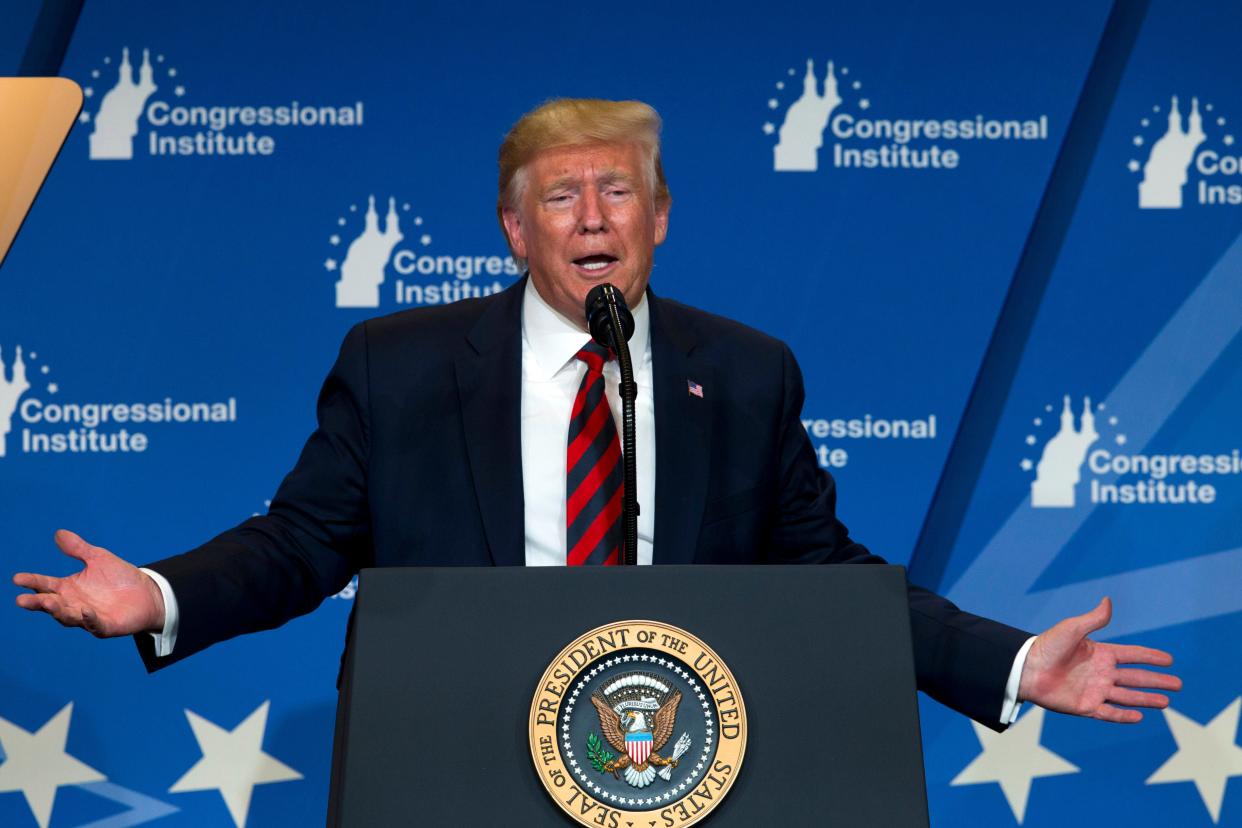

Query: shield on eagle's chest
[625,731,653,765]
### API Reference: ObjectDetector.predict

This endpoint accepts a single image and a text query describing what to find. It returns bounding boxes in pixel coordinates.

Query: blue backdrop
[2,1,1239,825]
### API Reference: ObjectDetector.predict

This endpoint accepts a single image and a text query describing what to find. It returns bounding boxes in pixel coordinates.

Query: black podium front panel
[330,565,929,827]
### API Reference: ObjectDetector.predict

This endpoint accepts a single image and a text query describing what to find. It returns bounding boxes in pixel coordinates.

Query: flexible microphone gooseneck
[585,284,638,566]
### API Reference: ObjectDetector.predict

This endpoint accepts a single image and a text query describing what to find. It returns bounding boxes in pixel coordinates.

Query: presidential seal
[529,620,747,828]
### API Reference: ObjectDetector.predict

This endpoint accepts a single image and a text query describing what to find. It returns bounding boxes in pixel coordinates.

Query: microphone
[585,284,635,351]
[583,284,639,566]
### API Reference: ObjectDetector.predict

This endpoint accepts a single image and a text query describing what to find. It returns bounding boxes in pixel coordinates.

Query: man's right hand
[13,530,165,637]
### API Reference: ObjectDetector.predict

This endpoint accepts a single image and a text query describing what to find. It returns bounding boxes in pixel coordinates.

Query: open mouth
[572,254,619,273]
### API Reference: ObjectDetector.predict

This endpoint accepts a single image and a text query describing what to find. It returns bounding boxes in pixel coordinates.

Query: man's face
[502,142,669,326]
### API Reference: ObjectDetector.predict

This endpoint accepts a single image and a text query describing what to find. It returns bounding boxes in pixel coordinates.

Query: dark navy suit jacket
[139,278,1030,729]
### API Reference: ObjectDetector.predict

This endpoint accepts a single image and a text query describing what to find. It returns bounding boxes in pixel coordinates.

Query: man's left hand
[1019,597,1182,723]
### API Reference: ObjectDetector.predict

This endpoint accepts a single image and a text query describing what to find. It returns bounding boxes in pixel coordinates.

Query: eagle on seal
[591,688,683,788]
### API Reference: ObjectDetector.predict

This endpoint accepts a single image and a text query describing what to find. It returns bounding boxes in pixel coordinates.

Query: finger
[15,593,47,612]
[1109,687,1170,709]
[1094,703,1142,724]
[54,529,99,563]
[1110,644,1174,667]
[1060,596,1111,641]
[16,593,84,627]
[1077,596,1113,636]
[1116,668,1182,692]
[12,572,61,593]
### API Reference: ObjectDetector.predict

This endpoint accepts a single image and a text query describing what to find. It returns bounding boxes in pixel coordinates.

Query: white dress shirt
[145,278,1028,724]
[520,278,655,566]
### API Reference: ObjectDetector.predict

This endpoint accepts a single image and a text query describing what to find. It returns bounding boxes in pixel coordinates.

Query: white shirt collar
[521,277,651,380]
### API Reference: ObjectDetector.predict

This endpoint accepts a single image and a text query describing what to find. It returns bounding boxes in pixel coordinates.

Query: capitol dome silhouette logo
[0,345,54,458]
[1133,96,1207,208]
[1128,95,1236,208]
[325,196,428,309]
[766,58,865,172]
[80,47,180,160]
[1021,396,1128,508]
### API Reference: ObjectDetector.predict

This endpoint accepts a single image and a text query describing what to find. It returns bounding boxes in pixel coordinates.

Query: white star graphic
[1226,135,1236,147]
[1115,434,1128,446]
[951,707,1079,823]
[767,98,778,109]
[0,703,106,828]
[169,701,302,828]
[1025,435,1036,445]
[762,122,775,135]
[324,258,338,271]
[1133,135,1144,146]
[859,99,871,110]
[421,234,432,246]
[78,112,90,124]
[84,87,94,97]
[174,85,186,97]
[1147,697,1242,823]
[47,383,59,394]
[1019,458,1033,472]
[1127,159,1140,172]
[329,234,341,245]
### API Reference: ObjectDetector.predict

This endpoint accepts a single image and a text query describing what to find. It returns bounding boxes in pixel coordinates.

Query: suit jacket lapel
[650,294,712,565]
[456,279,526,567]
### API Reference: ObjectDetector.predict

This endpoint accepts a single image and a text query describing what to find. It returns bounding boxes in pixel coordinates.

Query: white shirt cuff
[140,567,180,657]
[1000,636,1038,725]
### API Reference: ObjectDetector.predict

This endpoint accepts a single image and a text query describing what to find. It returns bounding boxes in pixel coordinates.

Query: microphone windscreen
[585,284,635,349]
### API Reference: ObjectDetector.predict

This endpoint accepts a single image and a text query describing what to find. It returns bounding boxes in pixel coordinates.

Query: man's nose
[577,188,607,233]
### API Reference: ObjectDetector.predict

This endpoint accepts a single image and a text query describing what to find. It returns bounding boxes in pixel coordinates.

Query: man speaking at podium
[14,99,1179,732]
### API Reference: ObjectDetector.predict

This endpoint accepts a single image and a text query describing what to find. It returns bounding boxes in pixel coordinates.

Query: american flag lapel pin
[687,379,704,398]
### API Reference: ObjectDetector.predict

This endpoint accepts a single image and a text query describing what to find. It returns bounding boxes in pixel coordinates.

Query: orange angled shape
[0,77,83,268]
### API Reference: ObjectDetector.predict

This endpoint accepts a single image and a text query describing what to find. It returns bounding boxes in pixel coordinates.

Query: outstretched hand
[13,530,165,637]
[1019,597,1181,723]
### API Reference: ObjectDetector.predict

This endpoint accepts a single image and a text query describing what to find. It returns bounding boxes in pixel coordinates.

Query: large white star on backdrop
[169,701,302,828]
[951,707,1079,824]
[0,702,105,828]
[1147,697,1242,823]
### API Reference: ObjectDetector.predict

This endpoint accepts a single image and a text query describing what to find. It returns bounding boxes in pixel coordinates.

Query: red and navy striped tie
[566,341,623,566]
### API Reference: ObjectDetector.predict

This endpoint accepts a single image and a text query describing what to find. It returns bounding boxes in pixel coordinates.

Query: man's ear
[501,207,527,259]
[653,197,671,247]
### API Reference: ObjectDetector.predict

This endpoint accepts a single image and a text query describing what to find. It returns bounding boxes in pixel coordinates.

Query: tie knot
[575,340,613,373]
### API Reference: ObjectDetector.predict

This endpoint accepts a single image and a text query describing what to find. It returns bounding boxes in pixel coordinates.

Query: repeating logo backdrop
[2,1,1239,826]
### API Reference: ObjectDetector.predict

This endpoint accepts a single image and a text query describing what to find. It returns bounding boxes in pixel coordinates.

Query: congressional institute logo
[530,620,746,827]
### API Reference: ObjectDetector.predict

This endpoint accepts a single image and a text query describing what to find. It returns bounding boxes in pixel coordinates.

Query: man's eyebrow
[597,169,635,187]
[539,169,636,196]
[542,175,580,193]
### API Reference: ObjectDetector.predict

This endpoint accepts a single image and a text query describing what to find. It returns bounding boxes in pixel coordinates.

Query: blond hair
[496,99,670,240]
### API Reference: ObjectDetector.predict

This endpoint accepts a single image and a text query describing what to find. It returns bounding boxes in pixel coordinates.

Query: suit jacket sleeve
[135,322,372,670]
[771,343,1032,731]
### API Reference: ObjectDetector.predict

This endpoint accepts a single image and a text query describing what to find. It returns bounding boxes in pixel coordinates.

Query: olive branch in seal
[586,732,615,773]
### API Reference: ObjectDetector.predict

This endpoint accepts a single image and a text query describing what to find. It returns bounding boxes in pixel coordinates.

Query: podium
[328,565,929,826]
